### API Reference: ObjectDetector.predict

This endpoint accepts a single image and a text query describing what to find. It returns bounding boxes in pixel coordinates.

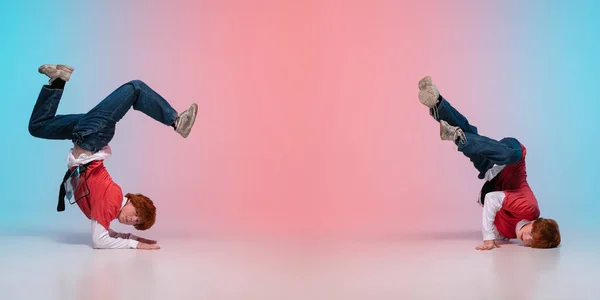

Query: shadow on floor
[332,230,485,243]
[399,230,483,241]
[0,228,498,245]
[0,228,91,247]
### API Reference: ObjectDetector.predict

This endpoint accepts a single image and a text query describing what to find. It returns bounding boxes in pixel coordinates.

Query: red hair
[125,193,156,230]
[531,218,560,249]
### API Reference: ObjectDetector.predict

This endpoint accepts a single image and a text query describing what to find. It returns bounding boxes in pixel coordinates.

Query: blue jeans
[431,96,523,179]
[29,80,179,152]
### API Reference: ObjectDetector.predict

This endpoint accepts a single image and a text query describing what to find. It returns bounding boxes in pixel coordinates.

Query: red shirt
[493,144,540,238]
[73,160,123,230]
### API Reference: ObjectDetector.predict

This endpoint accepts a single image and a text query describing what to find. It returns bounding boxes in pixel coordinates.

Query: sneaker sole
[38,64,55,74]
[181,103,198,138]
[439,120,455,140]
[418,76,433,90]
[57,64,75,72]
[38,64,74,82]
[418,86,438,108]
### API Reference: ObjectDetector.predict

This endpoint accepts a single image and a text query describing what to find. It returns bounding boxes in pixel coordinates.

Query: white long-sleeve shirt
[482,191,505,241]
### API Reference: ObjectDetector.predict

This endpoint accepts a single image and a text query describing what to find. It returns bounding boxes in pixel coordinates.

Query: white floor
[1,230,598,300]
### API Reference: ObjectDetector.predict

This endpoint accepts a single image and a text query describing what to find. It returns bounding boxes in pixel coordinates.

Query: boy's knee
[28,123,42,138]
[128,79,146,89]
[499,137,524,165]
[500,137,522,149]
[500,147,523,166]
[508,149,522,165]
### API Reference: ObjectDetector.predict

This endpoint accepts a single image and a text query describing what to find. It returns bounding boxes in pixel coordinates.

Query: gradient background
[1,0,598,240]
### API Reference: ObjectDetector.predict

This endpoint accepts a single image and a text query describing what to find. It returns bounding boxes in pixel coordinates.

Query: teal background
[0,1,141,231]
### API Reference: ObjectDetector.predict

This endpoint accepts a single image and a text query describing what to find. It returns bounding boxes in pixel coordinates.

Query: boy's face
[518,222,534,246]
[118,200,140,226]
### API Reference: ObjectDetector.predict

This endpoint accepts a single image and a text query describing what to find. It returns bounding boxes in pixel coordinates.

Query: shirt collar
[515,220,531,237]
[121,197,128,209]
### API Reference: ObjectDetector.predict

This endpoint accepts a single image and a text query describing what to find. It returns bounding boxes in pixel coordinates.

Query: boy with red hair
[29,64,198,250]
[417,76,560,250]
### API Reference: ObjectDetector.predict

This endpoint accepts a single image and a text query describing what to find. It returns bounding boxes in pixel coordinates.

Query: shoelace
[430,105,439,121]
[433,104,467,145]
[454,128,467,144]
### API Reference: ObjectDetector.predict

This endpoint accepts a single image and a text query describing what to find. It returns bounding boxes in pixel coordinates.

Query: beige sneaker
[417,76,439,108]
[440,120,466,144]
[38,64,74,83]
[174,103,198,138]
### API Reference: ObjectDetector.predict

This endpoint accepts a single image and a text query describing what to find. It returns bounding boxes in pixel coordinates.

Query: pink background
[110,0,506,238]
[8,0,589,239]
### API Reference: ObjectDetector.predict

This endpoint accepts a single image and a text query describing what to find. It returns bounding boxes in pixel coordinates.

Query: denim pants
[430,96,523,179]
[28,80,179,153]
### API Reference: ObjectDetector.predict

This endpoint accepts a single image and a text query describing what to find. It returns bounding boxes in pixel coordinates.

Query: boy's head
[518,218,560,248]
[118,193,157,230]
[531,218,561,248]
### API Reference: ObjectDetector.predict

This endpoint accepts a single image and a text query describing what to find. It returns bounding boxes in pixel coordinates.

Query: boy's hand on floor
[475,240,499,251]
[137,242,160,250]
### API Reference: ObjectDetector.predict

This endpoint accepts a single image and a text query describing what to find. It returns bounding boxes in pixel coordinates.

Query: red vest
[73,160,123,230]
[493,144,540,238]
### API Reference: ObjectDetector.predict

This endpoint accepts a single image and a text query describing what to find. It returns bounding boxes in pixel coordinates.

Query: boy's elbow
[92,235,107,249]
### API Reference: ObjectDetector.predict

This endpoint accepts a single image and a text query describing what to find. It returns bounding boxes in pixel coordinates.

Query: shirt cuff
[129,239,139,249]
[483,232,497,241]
